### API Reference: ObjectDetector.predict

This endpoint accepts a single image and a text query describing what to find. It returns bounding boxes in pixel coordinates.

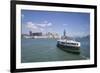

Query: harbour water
[21,38,90,63]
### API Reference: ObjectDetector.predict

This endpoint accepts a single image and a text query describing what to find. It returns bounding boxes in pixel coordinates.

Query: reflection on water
[21,38,90,63]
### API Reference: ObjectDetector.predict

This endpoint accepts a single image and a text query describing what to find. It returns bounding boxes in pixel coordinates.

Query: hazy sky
[21,10,90,37]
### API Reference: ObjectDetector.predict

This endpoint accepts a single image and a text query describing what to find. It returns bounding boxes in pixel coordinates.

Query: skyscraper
[64,29,66,36]
[29,31,32,36]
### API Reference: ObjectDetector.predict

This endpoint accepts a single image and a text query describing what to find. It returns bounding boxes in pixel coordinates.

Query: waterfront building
[29,31,42,36]
[23,31,60,39]
[46,32,60,39]
[29,31,33,36]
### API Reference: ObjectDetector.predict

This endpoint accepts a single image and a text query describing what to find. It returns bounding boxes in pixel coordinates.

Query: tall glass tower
[64,29,66,36]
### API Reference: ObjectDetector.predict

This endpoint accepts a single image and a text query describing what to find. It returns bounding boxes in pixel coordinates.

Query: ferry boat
[57,39,80,49]
[57,30,81,53]
[57,39,81,54]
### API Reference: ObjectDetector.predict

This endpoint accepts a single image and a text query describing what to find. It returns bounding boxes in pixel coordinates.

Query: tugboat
[57,30,81,54]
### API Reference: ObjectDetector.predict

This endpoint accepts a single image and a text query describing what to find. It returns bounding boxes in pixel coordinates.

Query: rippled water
[21,38,90,63]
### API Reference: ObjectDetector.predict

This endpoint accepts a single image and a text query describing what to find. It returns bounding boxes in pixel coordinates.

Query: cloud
[39,28,44,31]
[26,21,53,32]
[37,21,52,28]
[26,22,38,29]
[47,23,52,26]
[37,23,52,28]
[37,23,47,28]
[63,24,68,26]
[26,22,39,32]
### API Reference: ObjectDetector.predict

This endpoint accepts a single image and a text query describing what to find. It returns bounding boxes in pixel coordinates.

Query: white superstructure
[57,39,81,48]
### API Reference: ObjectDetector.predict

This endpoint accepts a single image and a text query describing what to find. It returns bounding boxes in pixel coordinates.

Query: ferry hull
[57,43,80,54]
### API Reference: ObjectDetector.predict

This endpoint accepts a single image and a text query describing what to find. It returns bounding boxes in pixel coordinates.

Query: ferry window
[66,43,77,45]
[62,42,65,44]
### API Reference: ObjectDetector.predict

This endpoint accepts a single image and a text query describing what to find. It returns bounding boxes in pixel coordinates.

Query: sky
[21,10,90,37]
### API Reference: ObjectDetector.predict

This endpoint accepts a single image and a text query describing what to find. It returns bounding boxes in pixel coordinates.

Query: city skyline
[21,10,90,37]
